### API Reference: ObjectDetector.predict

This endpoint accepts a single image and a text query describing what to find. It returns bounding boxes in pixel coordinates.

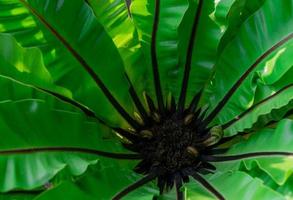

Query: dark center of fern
[118,103,223,192]
[138,114,201,173]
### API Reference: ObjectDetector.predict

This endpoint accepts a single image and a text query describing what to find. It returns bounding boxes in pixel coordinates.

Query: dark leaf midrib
[178,0,204,114]
[37,87,97,118]
[0,147,141,159]
[112,172,157,200]
[203,151,293,162]
[175,174,184,200]
[125,73,149,124]
[6,190,44,195]
[151,0,165,114]
[124,0,132,18]
[222,84,293,129]
[192,173,225,200]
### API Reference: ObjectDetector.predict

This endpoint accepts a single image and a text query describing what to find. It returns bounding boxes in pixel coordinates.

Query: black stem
[222,84,293,130]
[36,81,120,132]
[20,0,140,130]
[209,132,251,149]
[145,92,157,113]
[114,128,141,142]
[202,152,293,162]
[169,95,176,113]
[0,147,141,160]
[177,0,203,114]
[192,173,225,200]
[112,172,157,200]
[202,33,293,127]
[204,148,229,155]
[124,0,132,18]
[37,87,96,118]
[151,0,165,115]
[197,107,209,123]
[175,174,184,200]
[187,89,203,113]
[38,87,116,131]
[6,190,44,195]
[125,73,150,125]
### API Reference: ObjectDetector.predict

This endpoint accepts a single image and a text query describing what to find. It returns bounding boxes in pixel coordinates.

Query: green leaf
[275,175,293,200]
[177,0,224,104]
[251,101,293,132]
[0,33,70,97]
[258,42,293,86]
[87,0,148,106]
[33,160,158,200]
[33,182,93,200]
[0,34,101,117]
[131,0,189,102]
[87,0,134,50]
[0,0,136,126]
[206,0,293,126]
[220,119,293,185]
[223,84,293,136]
[185,171,286,200]
[0,98,128,191]
[242,163,293,200]
[217,0,266,52]
[0,74,90,114]
[246,64,293,131]
[0,0,47,47]
[0,0,105,118]
[77,161,158,200]
[0,193,36,200]
[212,0,235,30]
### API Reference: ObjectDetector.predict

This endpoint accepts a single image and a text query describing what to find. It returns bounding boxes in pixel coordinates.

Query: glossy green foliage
[220,119,293,185]
[207,0,293,126]
[0,78,125,191]
[0,0,292,199]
